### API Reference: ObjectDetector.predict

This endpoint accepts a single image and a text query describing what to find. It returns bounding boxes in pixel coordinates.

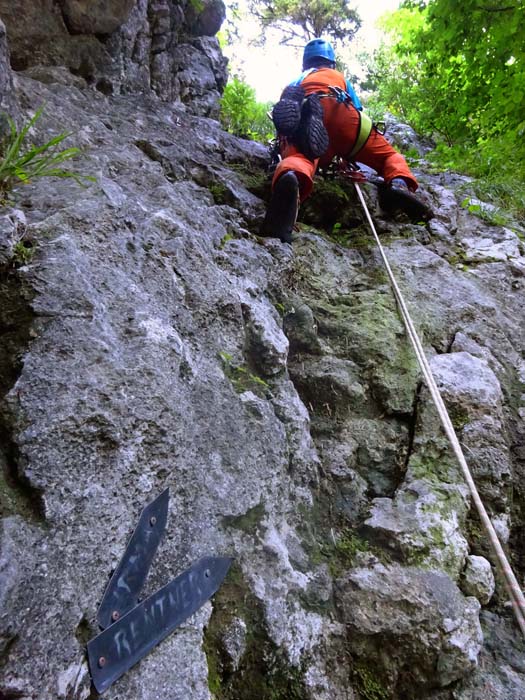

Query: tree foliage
[368,0,525,143]
[248,0,361,46]
[363,0,525,216]
[220,76,274,141]
[361,0,525,222]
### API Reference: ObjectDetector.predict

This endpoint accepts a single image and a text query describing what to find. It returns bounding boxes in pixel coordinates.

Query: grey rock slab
[336,562,483,693]
[364,480,469,577]
[0,18,18,119]
[453,611,525,700]
[460,555,495,606]
[242,298,289,376]
[430,351,504,413]
[460,226,522,263]
[1,22,525,700]
[0,0,227,108]
[61,0,136,35]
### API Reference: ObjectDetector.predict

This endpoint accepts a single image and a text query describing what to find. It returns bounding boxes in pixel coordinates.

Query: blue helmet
[302,38,335,69]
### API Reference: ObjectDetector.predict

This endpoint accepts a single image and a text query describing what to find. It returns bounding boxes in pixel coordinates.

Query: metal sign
[87,489,232,693]
[97,488,170,630]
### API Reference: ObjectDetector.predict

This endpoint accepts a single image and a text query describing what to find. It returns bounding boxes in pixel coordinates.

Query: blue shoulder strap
[289,68,316,87]
[345,79,362,111]
[288,69,363,111]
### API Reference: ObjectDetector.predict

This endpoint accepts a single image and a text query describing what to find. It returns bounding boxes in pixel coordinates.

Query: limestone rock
[0,18,18,120]
[60,0,136,35]
[460,555,495,605]
[460,227,522,263]
[0,0,227,110]
[454,611,525,700]
[336,562,483,693]
[243,300,289,377]
[383,112,435,156]
[186,0,226,36]
[365,480,470,577]
[221,616,248,672]
[1,16,525,700]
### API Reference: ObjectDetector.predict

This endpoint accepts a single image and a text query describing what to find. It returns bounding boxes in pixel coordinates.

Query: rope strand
[353,182,525,636]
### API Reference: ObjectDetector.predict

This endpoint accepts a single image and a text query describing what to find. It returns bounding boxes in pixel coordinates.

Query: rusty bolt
[98,656,106,668]
[111,610,120,622]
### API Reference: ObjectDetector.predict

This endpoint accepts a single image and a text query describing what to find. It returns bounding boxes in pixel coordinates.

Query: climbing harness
[352,175,525,637]
[314,86,373,159]
[271,69,369,162]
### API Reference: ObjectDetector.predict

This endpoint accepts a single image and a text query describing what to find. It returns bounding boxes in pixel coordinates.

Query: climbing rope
[353,181,525,637]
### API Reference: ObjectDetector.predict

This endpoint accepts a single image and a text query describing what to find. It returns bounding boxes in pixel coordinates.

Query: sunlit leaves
[368,0,525,146]
[363,0,525,223]
[248,0,361,46]
[220,76,274,141]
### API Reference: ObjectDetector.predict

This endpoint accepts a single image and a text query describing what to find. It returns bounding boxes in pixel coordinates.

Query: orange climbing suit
[272,67,418,201]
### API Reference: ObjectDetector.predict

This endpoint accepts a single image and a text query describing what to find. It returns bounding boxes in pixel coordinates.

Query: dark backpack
[271,85,329,161]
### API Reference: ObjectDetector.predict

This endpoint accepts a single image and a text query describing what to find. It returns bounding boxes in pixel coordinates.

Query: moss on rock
[203,563,309,700]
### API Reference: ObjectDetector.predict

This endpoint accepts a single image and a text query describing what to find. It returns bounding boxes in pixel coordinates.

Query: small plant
[219,351,270,397]
[219,232,234,249]
[354,664,388,700]
[460,197,509,226]
[0,105,93,200]
[12,238,35,267]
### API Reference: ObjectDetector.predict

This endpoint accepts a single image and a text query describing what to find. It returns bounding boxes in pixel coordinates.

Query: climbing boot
[260,171,300,244]
[297,94,329,160]
[378,177,434,222]
[271,85,305,137]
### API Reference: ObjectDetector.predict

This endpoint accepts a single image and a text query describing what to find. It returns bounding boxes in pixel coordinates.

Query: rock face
[0,18,18,121]
[0,0,227,114]
[60,0,137,35]
[336,561,483,694]
[1,10,525,700]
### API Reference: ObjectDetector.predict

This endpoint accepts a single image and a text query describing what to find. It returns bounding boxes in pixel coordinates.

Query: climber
[260,38,433,243]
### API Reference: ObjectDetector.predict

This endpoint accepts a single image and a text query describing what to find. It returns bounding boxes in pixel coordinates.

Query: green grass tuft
[0,105,94,200]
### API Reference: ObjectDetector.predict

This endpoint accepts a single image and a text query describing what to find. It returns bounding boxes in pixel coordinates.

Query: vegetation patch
[460,197,509,227]
[297,501,387,578]
[227,161,270,200]
[0,105,93,202]
[219,351,271,398]
[11,238,35,267]
[203,563,309,700]
[353,663,389,700]
[300,175,362,237]
[219,232,234,249]
[363,1,525,226]
[222,502,266,535]
[209,181,231,205]
[220,77,274,142]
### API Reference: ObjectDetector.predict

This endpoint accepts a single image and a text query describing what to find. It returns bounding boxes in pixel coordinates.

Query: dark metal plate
[88,555,232,694]
[96,488,170,630]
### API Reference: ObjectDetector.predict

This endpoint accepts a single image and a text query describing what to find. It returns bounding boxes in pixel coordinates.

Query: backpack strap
[289,68,317,87]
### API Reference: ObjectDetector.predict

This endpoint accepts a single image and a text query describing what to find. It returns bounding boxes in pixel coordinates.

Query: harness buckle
[328,86,350,104]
